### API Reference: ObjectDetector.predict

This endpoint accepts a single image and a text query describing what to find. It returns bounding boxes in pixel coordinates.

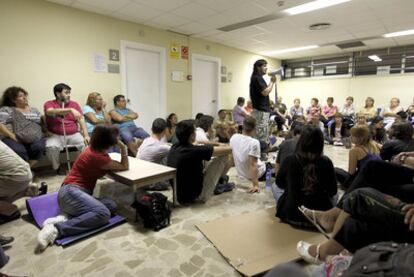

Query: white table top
[107,153,176,186]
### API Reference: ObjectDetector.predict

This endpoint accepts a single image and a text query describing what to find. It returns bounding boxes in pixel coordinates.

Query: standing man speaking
[249,59,276,146]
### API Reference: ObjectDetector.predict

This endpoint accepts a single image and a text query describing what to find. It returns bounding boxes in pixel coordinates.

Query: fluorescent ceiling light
[265,45,319,55]
[368,55,382,62]
[283,0,351,16]
[383,29,414,38]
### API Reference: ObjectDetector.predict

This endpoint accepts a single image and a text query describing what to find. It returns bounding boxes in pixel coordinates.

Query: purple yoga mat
[26,192,126,246]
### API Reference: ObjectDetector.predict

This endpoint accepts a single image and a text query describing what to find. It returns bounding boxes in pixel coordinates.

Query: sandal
[297,241,322,265]
[298,205,330,239]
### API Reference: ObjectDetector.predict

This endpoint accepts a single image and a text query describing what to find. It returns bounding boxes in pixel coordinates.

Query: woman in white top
[381,97,404,131]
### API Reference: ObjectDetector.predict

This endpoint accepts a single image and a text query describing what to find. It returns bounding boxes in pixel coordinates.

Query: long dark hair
[251,59,267,78]
[295,125,324,193]
[166,113,177,129]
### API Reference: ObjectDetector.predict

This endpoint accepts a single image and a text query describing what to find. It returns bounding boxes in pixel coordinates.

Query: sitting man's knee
[95,206,111,224]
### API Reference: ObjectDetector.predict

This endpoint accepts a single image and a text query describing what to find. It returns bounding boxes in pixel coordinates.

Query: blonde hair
[350,125,379,154]
[86,92,101,108]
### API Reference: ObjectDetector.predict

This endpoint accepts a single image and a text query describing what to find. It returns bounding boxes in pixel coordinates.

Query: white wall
[278,74,414,112]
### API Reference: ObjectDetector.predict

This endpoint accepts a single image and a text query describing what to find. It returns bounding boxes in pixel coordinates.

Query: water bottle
[265,168,272,191]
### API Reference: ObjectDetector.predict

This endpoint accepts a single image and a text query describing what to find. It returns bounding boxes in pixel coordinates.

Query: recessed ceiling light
[282,0,351,16]
[383,29,414,38]
[264,45,319,55]
[368,55,382,62]
[309,23,331,31]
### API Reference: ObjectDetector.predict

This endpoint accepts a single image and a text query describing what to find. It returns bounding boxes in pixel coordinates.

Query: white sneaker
[42,215,68,227]
[37,224,58,250]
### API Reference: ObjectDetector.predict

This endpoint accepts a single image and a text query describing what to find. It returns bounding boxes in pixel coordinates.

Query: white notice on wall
[93,53,107,72]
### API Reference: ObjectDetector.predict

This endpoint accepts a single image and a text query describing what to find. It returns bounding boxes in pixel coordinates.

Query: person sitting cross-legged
[110,95,149,156]
[167,120,233,204]
[230,117,268,193]
[37,125,129,250]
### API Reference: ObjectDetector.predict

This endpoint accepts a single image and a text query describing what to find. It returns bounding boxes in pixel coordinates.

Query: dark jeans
[335,167,355,189]
[2,137,46,161]
[55,184,116,237]
[345,160,414,202]
[334,188,414,253]
[119,125,149,143]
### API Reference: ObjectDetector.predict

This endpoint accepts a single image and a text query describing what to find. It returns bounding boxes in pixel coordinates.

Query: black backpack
[131,192,171,231]
[343,242,414,277]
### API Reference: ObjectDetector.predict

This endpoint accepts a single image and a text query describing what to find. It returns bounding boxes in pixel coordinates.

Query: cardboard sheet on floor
[196,208,325,277]
[26,191,126,246]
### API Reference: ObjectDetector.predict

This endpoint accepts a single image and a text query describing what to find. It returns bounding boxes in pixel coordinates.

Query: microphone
[268,67,284,77]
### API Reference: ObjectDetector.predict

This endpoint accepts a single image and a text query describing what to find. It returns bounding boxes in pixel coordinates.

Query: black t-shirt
[167,143,214,203]
[250,74,270,112]
[276,138,298,165]
[275,154,337,227]
[380,139,414,161]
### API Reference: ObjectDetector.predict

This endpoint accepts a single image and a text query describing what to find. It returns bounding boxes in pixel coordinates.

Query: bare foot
[303,209,336,233]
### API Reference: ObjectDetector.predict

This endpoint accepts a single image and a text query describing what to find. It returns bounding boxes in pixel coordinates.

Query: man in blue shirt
[110,95,149,156]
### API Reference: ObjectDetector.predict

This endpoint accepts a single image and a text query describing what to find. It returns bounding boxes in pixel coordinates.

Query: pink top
[322,105,338,118]
[44,100,83,135]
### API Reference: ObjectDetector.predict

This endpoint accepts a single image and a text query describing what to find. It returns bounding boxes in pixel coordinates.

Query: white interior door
[192,54,220,117]
[121,41,166,132]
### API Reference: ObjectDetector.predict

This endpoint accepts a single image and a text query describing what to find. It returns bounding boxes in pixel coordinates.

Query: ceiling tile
[47,0,75,5]
[130,0,190,11]
[173,22,213,35]
[75,0,130,12]
[112,2,164,20]
[194,0,247,12]
[146,13,192,28]
[171,3,218,21]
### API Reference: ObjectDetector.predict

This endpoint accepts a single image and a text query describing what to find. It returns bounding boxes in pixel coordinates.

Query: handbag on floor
[343,242,414,277]
[131,192,171,231]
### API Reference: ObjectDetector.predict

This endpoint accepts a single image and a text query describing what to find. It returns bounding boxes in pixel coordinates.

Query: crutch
[61,101,71,172]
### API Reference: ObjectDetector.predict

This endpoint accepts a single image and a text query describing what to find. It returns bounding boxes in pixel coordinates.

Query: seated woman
[165,113,178,143]
[0,86,45,167]
[358,97,376,122]
[407,97,414,121]
[380,122,414,161]
[37,125,129,250]
[381,97,404,131]
[83,92,111,136]
[369,116,387,145]
[289,98,304,119]
[320,97,338,127]
[297,188,414,264]
[339,96,355,129]
[275,125,337,229]
[306,98,321,122]
[328,113,349,146]
[334,125,380,188]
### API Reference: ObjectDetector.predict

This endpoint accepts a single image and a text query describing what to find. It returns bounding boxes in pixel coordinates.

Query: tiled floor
[0,145,348,277]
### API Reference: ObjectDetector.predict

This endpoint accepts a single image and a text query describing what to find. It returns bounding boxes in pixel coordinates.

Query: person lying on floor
[297,188,414,264]
[167,120,233,204]
[230,117,269,193]
[0,140,46,223]
[37,125,129,250]
[275,125,337,229]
